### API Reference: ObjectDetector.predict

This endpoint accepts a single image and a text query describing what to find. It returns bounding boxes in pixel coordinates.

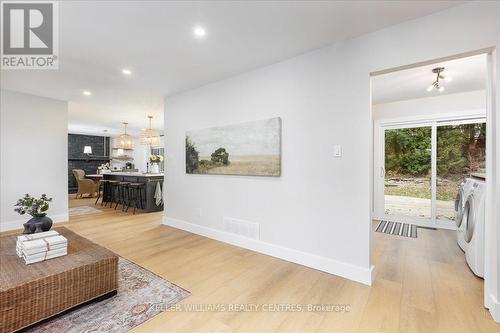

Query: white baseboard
[0,213,69,232]
[488,294,500,323]
[163,216,374,286]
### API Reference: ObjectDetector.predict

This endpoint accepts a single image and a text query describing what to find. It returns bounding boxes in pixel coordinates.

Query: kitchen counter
[104,172,164,177]
[102,173,164,212]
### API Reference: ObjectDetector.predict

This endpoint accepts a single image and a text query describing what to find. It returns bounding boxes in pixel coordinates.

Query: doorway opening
[372,53,488,228]
[369,50,495,319]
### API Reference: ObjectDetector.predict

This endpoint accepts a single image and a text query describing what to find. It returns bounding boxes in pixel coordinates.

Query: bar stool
[105,180,120,208]
[115,182,131,210]
[126,183,145,214]
[95,179,109,205]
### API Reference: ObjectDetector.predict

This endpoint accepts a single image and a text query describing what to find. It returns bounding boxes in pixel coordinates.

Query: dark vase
[23,214,53,234]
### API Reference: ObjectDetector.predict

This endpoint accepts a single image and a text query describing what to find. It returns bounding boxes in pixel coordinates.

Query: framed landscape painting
[186,117,281,176]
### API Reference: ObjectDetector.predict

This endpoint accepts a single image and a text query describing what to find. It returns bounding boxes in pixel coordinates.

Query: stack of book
[16,230,68,264]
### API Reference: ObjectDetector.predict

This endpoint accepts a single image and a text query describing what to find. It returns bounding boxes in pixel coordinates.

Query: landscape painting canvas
[186,117,281,176]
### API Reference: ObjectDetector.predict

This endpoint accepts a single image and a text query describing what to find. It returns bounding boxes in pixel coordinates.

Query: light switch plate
[333,145,342,157]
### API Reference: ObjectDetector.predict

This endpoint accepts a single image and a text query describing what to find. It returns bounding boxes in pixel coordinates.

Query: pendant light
[115,122,135,149]
[140,115,161,147]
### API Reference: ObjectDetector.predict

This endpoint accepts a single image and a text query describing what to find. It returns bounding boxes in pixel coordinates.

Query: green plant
[211,147,230,165]
[437,123,485,176]
[186,136,200,173]
[384,123,486,178]
[14,194,52,217]
[385,127,431,176]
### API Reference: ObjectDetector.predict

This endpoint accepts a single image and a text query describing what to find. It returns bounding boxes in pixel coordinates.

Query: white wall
[373,90,486,120]
[132,143,149,172]
[1,90,69,231]
[163,1,500,296]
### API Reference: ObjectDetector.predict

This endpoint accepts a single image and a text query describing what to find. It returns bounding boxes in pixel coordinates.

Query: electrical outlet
[198,207,202,217]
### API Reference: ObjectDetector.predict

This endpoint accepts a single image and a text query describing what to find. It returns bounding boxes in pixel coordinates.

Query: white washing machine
[455,178,475,251]
[463,178,486,277]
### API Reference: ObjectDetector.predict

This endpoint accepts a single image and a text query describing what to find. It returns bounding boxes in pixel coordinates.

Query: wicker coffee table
[0,227,118,333]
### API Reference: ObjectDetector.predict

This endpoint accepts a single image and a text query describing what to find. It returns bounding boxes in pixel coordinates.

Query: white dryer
[463,179,486,277]
[455,178,475,251]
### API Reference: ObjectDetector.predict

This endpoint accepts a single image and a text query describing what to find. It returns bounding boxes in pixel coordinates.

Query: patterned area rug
[26,258,190,333]
[69,206,103,216]
[375,220,418,238]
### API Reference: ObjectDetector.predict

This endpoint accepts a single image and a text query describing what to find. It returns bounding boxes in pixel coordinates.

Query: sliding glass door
[375,117,486,227]
[384,126,432,220]
[436,122,486,222]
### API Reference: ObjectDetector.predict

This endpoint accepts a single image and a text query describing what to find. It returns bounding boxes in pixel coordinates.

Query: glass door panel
[436,122,486,222]
[384,126,432,219]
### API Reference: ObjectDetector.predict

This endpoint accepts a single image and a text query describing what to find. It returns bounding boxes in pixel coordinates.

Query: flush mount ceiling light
[122,68,132,75]
[115,122,135,149]
[82,90,92,96]
[193,26,206,38]
[140,115,161,147]
[426,67,452,92]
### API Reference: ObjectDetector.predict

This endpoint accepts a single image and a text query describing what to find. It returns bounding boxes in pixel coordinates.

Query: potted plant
[149,154,163,173]
[14,194,53,234]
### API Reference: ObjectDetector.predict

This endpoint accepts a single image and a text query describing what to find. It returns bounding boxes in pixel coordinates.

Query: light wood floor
[51,198,500,331]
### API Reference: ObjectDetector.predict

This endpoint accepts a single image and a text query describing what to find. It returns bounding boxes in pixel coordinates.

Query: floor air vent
[223,217,260,240]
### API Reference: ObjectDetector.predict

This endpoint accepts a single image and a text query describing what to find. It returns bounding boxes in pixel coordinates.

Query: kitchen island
[102,172,164,212]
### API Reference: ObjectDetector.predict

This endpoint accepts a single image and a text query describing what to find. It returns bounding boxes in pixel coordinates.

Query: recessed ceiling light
[193,26,206,38]
[122,68,132,75]
[83,90,92,96]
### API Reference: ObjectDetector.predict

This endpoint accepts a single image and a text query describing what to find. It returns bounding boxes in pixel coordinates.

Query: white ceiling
[0,1,463,135]
[372,54,487,104]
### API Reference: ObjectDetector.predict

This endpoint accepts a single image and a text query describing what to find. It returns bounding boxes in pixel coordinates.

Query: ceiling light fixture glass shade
[140,116,161,147]
[193,26,206,37]
[115,122,135,149]
[426,67,451,92]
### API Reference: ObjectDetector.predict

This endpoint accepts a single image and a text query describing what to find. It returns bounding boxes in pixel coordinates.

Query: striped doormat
[375,220,417,238]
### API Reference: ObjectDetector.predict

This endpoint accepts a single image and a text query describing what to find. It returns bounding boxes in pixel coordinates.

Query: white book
[16,230,61,257]
[25,252,67,264]
[23,248,67,264]
[46,249,67,260]
[22,243,67,256]
[17,230,59,242]
[20,235,67,255]
[25,247,67,260]
[24,256,45,265]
